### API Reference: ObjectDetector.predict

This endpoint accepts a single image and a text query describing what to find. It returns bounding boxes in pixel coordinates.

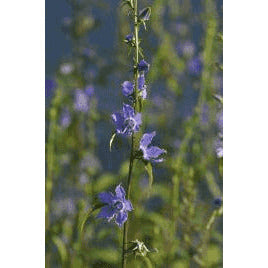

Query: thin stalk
[121,1,140,267]
[122,136,134,268]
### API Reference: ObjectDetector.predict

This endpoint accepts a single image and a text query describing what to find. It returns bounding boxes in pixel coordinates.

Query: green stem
[122,136,134,268]
[121,1,140,267]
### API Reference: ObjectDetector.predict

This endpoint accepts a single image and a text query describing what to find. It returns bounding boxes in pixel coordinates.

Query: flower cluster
[111,58,165,162]
[97,2,165,235]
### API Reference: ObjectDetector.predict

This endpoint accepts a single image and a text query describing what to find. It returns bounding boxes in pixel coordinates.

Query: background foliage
[46,0,223,267]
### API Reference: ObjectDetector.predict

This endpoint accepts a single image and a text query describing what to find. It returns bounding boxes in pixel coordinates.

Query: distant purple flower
[122,81,134,97]
[215,135,223,158]
[215,110,223,158]
[214,197,222,208]
[79,173,89,185]
[63,17,72,27]
[85,85,94,97]
[60,109,71,128]
[182,41,195,58]
[83,48,95,58]
[125,34,134,43]
[187,57,202,76]
[45,79,56,99]
[138,60,150,73]
[140,132,166,163]
[217,110,223,133]
[175,23,189,36]
[112,104,142,136]
[60,63,74,75]
[97,184,133,227]
[74,90,89,112]
[176,41,195,58]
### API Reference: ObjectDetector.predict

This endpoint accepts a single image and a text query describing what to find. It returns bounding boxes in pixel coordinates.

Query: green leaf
[51,236,68,264]
[109,133,116,152]
[79,204,103,233]
[144,162,153,190]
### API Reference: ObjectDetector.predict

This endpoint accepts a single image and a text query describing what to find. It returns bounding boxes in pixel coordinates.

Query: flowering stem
[122,136,134,268]
[121,1,140,267]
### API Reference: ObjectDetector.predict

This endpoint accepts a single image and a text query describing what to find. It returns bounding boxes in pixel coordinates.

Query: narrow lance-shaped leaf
[109,133,116,152]
[79,203,104,233]
[144,161,153,190]
[52,236,68,265]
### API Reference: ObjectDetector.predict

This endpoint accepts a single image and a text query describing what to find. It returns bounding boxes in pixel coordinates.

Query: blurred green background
[45,0,223,267]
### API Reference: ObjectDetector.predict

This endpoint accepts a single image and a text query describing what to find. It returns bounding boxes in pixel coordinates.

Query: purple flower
[97,184,133,227]
[175,23,189,36]
[112,104,142,136]
[45,79,56,99]
[85,85,94,97]
[182,41,195,58]
[122,77,147,99]
[60,109,71,128]
[60,63,74,75]
[137,60,150,73]
[215,135,223,158]
[215,110,223,158]
[122,81,134,97]
[214,197,222,208]
[74,89,90,112]
[176,41,195,58]
[125,34,134,43]
[138,73,147,99]
[140,132,166,163]
[187,57,202,76]
[138,73,145,89]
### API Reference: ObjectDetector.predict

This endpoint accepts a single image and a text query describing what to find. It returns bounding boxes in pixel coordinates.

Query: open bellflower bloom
[140,132,166,163]
[137,60,150,73]
[112,104,142,136]
[97,184,133,227]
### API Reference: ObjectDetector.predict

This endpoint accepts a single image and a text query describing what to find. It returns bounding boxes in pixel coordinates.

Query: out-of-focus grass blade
[52,236,68,265]
[144,162,153,190]
[143,256,153,268]
[79,204,103,233]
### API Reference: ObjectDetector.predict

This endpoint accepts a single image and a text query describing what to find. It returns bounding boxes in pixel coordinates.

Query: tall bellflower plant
[95,1,165,267]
